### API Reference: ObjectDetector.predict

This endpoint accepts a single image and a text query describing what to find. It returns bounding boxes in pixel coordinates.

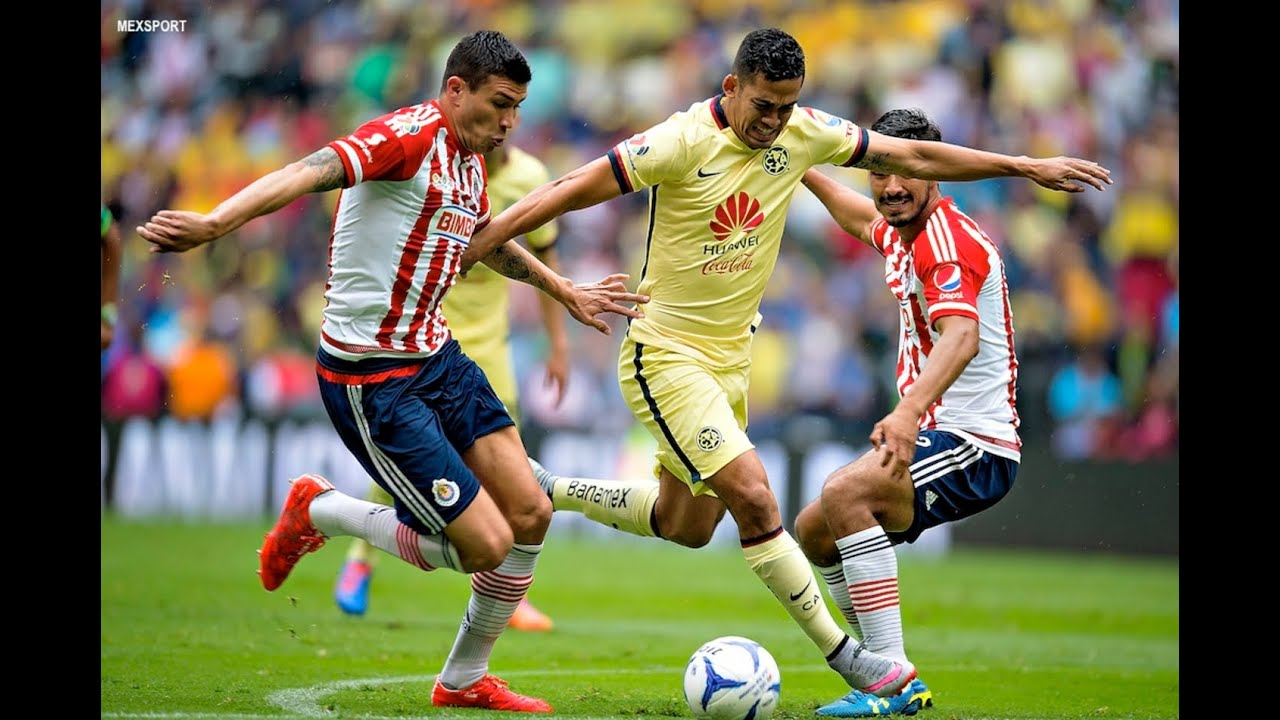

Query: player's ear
[722,74,737,97]
[444,75,466,99]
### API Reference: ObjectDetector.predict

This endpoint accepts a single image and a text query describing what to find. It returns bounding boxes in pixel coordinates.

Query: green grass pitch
[101,516,1178,719]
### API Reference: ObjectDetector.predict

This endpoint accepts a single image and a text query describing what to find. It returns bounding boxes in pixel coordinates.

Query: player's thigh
[618,337,753,494]
[463,425,550,541]
[889,430,1019,544]
[653,463,728,540]
[822,448,917,531]
[318,371,494,546]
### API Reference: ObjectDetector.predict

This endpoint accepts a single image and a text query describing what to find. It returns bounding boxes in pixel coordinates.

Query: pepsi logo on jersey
[933,264,962,292]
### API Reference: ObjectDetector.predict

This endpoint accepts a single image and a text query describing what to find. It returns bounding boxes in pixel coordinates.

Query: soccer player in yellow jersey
[460,27,1110,715]
[333,143,566,632]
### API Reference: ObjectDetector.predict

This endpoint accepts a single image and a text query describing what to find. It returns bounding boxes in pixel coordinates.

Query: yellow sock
[346,482,395,564]
[742,529,845,656]
[553,477,660,537]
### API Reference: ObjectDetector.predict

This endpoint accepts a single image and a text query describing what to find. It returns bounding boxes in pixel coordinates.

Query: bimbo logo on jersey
[430,205,476,246]
[933,263,962,292]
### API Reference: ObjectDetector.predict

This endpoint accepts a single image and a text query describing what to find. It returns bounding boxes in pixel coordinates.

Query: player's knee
[724,481,780,532]
[655,502,725,548]
[662,523,717,548]
[821,464,869,505]
[457,525,515,573]
[505,492,552,540]
[793,501,833,562]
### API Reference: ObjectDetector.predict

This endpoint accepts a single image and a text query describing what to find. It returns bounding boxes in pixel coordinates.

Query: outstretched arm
[800,169,880,246]
[463,157,622,273]
[856,132,1111,193]
[481,241,648,336]
[137,147,346,253]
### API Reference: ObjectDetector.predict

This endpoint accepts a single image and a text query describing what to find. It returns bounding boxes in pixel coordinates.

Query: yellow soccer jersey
[444,146,559,357]
[607,96,868,366]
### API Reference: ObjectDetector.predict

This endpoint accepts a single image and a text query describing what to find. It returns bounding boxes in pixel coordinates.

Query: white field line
[102,664,1062,720]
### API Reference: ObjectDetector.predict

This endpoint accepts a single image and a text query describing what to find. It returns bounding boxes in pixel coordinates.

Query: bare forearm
[466,157,618,271]
[208,148,344,237]
[859,140,1030,183]
[468,185,563,267]
[801,169,876,244]
[896,324,977,418]
[481,242,570,303]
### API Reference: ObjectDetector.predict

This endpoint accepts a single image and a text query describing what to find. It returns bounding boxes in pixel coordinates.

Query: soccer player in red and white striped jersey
[138,30,647,714]
[796,108,1030,716]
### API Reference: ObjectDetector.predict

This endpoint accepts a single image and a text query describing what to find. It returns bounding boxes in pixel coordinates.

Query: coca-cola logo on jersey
[702,251,756,275]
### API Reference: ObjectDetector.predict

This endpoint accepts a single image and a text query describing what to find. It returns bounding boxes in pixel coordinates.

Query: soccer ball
[682,636,781,720]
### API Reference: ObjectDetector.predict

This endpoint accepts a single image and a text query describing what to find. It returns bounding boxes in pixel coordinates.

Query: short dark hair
[732,28,805,83]
[870,108,942,142]
[441,30,531,92]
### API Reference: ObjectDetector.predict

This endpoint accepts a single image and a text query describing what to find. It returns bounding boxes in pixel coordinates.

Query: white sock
[826,635,912,696]
[817,563,862,637]
[310,492,460,572]
[438,542,542,690]
[836,527,906,662]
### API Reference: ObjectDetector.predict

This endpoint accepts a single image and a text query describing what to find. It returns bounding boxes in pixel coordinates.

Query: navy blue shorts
[889,430,1019,545]
[315,340,515,535]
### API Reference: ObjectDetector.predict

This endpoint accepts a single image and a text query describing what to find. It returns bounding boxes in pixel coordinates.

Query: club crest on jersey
[431,172,458,194]
[933,263,962,292]
[762,146,789,175]
[696,426,723,451]
[432,478,461,507]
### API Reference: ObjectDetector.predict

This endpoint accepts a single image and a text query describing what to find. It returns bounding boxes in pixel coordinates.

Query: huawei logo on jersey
[709,192,764,242]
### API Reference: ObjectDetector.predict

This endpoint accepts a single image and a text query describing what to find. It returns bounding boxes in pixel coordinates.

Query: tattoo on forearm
[855,152,891,172]
[303,148,346,192]
[489,244,546,290]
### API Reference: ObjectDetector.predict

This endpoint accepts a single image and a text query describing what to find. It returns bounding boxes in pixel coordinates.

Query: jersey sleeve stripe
[332,140,364,185]
[934,212,958,260]
[925,215,955,262]
[927,301,979,319]
[608,148,635,194]
[840,127,870,167]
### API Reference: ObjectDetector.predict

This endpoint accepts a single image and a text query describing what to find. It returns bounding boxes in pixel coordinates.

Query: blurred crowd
[100,0,1178,462]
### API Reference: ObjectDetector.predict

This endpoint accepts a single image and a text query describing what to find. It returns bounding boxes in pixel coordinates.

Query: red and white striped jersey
[870,197,1021,461]
[319,100,491,361]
